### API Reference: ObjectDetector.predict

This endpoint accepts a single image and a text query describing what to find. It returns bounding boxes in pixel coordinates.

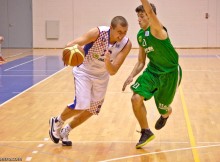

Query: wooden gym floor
[0,48,219,162]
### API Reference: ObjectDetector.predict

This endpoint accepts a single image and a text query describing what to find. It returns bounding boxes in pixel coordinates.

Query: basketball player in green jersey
[122,0,182,149]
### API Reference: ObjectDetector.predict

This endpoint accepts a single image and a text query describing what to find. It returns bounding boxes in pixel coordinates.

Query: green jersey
[137,27,179,74]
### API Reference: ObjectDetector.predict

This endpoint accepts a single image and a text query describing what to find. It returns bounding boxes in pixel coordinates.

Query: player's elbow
[146,9,155,18]
[138,60,145,68]
[106,64,119,75]
[109,70,117,76]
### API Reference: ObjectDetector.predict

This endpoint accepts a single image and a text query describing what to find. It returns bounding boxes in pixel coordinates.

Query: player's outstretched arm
[140,0,167,39]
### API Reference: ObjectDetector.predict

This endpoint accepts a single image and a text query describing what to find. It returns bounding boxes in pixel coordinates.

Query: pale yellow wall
[32,0,220,48]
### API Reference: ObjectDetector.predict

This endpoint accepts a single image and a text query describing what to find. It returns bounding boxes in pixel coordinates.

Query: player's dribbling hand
[104,50,111,62]
[122,76,133,91]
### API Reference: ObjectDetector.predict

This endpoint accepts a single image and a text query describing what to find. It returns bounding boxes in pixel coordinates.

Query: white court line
[4,56,45,71]
[32,151,38,154]
[0,140,219,144]
[99,144,220,162]
[25,157,32,161]
[0,140,188,143]
[37,144,44,148]
[0,67,67,107]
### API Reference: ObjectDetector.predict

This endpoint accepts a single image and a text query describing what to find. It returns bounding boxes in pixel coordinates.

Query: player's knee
[131,94,142,105]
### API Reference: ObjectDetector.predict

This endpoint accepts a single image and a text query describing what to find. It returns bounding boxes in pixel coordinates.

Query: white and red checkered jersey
[74,26,129,77]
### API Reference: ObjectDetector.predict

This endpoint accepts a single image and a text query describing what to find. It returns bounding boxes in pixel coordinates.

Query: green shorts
[131,66,182,114]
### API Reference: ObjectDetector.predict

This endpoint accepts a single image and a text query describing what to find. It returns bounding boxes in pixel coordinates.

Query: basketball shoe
[136,129,155,149]
[49,117,64,144]
[155,116,169,130]
[60,127,72,146]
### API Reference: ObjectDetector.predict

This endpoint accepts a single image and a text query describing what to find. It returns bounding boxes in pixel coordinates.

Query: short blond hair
[111,16,128,29]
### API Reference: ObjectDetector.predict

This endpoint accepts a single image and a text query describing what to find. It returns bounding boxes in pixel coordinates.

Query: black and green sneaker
[155,116,169,130]
[136,129,155,149]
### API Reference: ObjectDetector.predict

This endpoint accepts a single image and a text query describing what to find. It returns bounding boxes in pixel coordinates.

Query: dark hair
[111,16,128,28]
[135,3,157,15]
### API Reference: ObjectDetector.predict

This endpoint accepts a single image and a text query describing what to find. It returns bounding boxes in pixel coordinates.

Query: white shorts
[68,67,109,115]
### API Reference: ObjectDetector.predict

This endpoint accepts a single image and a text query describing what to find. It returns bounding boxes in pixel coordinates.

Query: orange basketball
[62,44,85,66]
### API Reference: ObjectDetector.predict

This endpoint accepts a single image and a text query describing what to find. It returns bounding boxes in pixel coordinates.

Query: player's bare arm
[66,27,99,47]
[140,0,167,40]
[122,46,146,91]
[105,40,132,75]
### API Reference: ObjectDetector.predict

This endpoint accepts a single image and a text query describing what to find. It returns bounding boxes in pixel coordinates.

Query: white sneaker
[49,117,64,144]
[60,128,72,146]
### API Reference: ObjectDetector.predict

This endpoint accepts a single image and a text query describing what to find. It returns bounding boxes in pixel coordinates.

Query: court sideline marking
[179,86,200,162]
[0,141,219,161]
[98,144,220,162]
[0,140,219,144]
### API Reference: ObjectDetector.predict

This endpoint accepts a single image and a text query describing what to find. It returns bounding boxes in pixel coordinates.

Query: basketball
[62,44,85,66]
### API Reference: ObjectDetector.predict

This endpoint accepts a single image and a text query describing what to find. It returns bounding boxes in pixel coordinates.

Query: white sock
[64,124,72,132]
[57,115,64,123]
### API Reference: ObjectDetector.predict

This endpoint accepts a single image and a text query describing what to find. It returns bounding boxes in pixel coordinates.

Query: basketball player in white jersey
[49,16,132,146]
[0,36,6,64]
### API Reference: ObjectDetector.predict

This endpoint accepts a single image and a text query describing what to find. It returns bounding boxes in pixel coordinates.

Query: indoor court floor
[0,48,219,161]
